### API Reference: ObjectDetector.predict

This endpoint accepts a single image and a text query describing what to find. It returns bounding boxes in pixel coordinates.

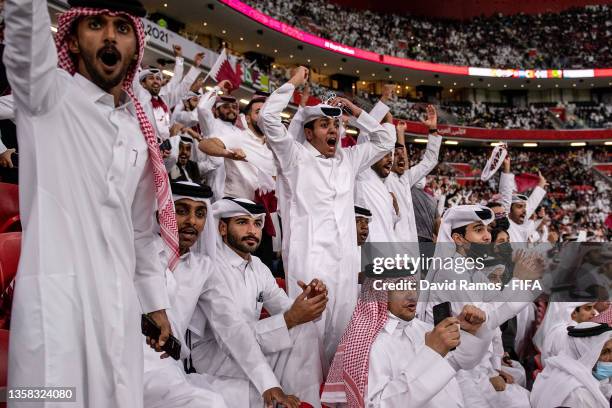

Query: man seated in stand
[189,197,327,408]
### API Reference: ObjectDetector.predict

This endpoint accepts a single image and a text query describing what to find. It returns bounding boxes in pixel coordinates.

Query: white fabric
[386,135,442,243]
[531,322,611,408]
[4,2,168,407]
[480,144,507,181]
[365,313,493,407]
[532,301,589,362]
[170,102,199,128]
[355,168,398,242]
[197,86,247,200]
[498,172,547,243]
[259,82,395,367]
[134,60,201,141]
[457,328,530,408]
[190,243,323,407]
[217,115,276,200]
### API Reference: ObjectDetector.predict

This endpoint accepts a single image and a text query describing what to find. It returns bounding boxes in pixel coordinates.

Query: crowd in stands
[1,1,612,408]
[409,146,611,241]
[247,0,612,69]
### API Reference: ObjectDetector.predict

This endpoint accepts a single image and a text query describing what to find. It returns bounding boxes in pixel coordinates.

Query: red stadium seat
[0,183,20,233]
[0,329,8,386]
[0,233,20,293]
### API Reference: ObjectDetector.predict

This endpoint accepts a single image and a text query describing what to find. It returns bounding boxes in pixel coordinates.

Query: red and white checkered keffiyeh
[55,7,180,270]
[321,280,389,408]
[592,306,612,324]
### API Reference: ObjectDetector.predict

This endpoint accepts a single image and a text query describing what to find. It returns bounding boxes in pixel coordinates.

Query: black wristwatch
[428,128,438,134]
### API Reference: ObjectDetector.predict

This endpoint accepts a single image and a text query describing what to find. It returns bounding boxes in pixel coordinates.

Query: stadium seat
[0,233,20,293]
[0,328,8,408]
[0,183,20,233]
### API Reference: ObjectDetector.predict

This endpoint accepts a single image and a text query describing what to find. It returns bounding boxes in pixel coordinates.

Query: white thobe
[4,2,168,407]
[420,253,536,331]
[456,328,531,408]
[134,59,201,141]
[531,356,609,408]
[217,121,276,200]
[385,135,442,243]
[499,172,546,243]
[366,314,493,408]
[143,243,227,408]
[196,87,247,200]
[190,243,323,407]
[355,168,398,242]
[170,102,199,128]
[145,239,293,407]
[258,82,395,366]
[0,94,15,154]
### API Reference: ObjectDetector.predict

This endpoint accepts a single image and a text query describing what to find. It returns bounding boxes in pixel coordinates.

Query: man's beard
[227,231,260,254]
[219,112,237,123]
[80,46,132,92]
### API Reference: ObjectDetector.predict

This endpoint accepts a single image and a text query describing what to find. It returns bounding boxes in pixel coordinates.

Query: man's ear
[67,35,80,54]
[218,219,227,237]
[451,232,466,246]
[304,128,314,142]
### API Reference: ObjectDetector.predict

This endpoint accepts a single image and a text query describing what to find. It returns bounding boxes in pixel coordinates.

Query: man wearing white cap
[134,48,204,142]
[532,301,597,363]
[420,205,542,408]
[498,156,548,243]
[189,197,326,408]
[145,184,301,408]
[531,322,612,408]
[259,66,395,366]
[171,91,202,128]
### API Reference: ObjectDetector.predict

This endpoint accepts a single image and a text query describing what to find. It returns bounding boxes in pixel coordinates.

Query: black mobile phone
[141,314,181,360]
[433,301,452,326]
[433,302,456,351]
[159,139,172,151]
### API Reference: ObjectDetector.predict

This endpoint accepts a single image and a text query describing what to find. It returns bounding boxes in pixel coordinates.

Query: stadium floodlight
[414,138,428,143]
[523,143,538,147]
[604,141,612,146]
[444,140,459,145]
[490,142,504,146]
[239,99,249,105]
[280,112,291,119]
[162,70,174,77]
[570,142,587,147]
[345,129,358,135]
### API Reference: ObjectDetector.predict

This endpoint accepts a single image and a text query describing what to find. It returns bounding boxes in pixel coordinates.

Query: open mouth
[404,302,417,311]
[98,46,121,68]
[180,228,198,239]
[326,137,337,147]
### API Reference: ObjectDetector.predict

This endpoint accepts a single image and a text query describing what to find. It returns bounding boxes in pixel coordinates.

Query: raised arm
[4,0,61,115]
[259,67,308,171]
[331,97,394,175]
[499,156,514,214]
[165,52,205,109]
[406,106,442,186]
[159,45,185,107]
[525,171,547,219]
